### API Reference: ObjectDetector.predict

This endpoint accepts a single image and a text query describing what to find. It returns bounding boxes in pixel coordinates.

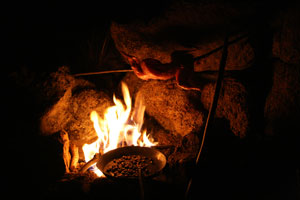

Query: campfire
[82,82,157,177]
[9,1,298,199]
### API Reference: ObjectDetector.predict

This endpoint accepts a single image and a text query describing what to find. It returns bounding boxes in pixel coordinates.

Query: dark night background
[1,0,299,199]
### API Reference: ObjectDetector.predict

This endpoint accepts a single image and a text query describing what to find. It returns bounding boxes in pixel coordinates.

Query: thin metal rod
[73,69,133,77]
[185,35,229,200]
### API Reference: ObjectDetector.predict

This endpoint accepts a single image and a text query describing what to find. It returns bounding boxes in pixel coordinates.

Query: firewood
[60,129,71,173]
[70,143,79,171]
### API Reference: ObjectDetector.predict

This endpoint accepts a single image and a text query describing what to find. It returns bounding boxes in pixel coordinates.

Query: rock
[136,79,204,137]
[40,67,112,146]
[64,89,112,146]
[264,60,300,136]
[121,72,144,98]
[193,34,254,71]
[201,78,250,138]
[123,72,251,138]
[110,1,256,72]
[272,2,300,64]
[41,66,93,104]
[40,87,73,135]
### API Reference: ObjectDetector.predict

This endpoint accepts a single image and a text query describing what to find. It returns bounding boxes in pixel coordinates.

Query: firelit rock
[136,79,204,137]
[264,60,300,136]
[201,78,250,138]
[40,67,112,146]
[121,72,145,98]
[41,89,111,145]
[65,89,112,146]
[41,66,94,104]
[40,87,73,135]
[110,1,255,72]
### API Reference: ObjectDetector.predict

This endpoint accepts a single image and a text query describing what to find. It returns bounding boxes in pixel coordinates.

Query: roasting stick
[73,69,133,77]
[185,35,229,200]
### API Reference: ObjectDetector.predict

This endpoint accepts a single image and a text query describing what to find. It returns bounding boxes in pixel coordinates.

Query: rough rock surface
[201,78,250,138]
[193,34,254,71]
[41,66,93,104]
[40,67,112,146]
[135,79,204,137]
[110,1,256,71]
[264,60,300,136]
[272,3,300,64]
[121,72,144,98]
[123,72,251,138]
[64,89,112,146]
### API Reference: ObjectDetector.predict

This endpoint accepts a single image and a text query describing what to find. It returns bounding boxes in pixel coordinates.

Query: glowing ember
[82,82,157,176]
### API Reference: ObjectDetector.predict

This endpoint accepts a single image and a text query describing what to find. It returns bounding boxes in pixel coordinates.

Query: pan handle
[138,168,144,200]
[80,153,101,173]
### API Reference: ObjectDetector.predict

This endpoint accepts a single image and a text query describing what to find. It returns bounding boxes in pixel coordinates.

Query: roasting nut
[104,155,154,177]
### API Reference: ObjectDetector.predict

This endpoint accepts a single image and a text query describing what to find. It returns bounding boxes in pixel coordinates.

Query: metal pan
[96,146,166,180]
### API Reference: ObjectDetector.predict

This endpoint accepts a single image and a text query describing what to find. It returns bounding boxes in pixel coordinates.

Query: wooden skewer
[73,69,133,77]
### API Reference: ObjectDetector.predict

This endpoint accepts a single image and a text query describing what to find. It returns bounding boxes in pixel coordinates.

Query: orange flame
[82,82,157,176]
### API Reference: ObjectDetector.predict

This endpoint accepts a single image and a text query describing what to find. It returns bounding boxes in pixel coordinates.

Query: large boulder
[40,67,112,146]
[110,1,257,72]
[135,79,205,137]
[201,78,250,138]
[123,72,251,138]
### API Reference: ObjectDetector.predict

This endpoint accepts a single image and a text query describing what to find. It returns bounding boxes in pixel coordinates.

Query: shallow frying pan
[80,146,167,180]
[97,146,166,180]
